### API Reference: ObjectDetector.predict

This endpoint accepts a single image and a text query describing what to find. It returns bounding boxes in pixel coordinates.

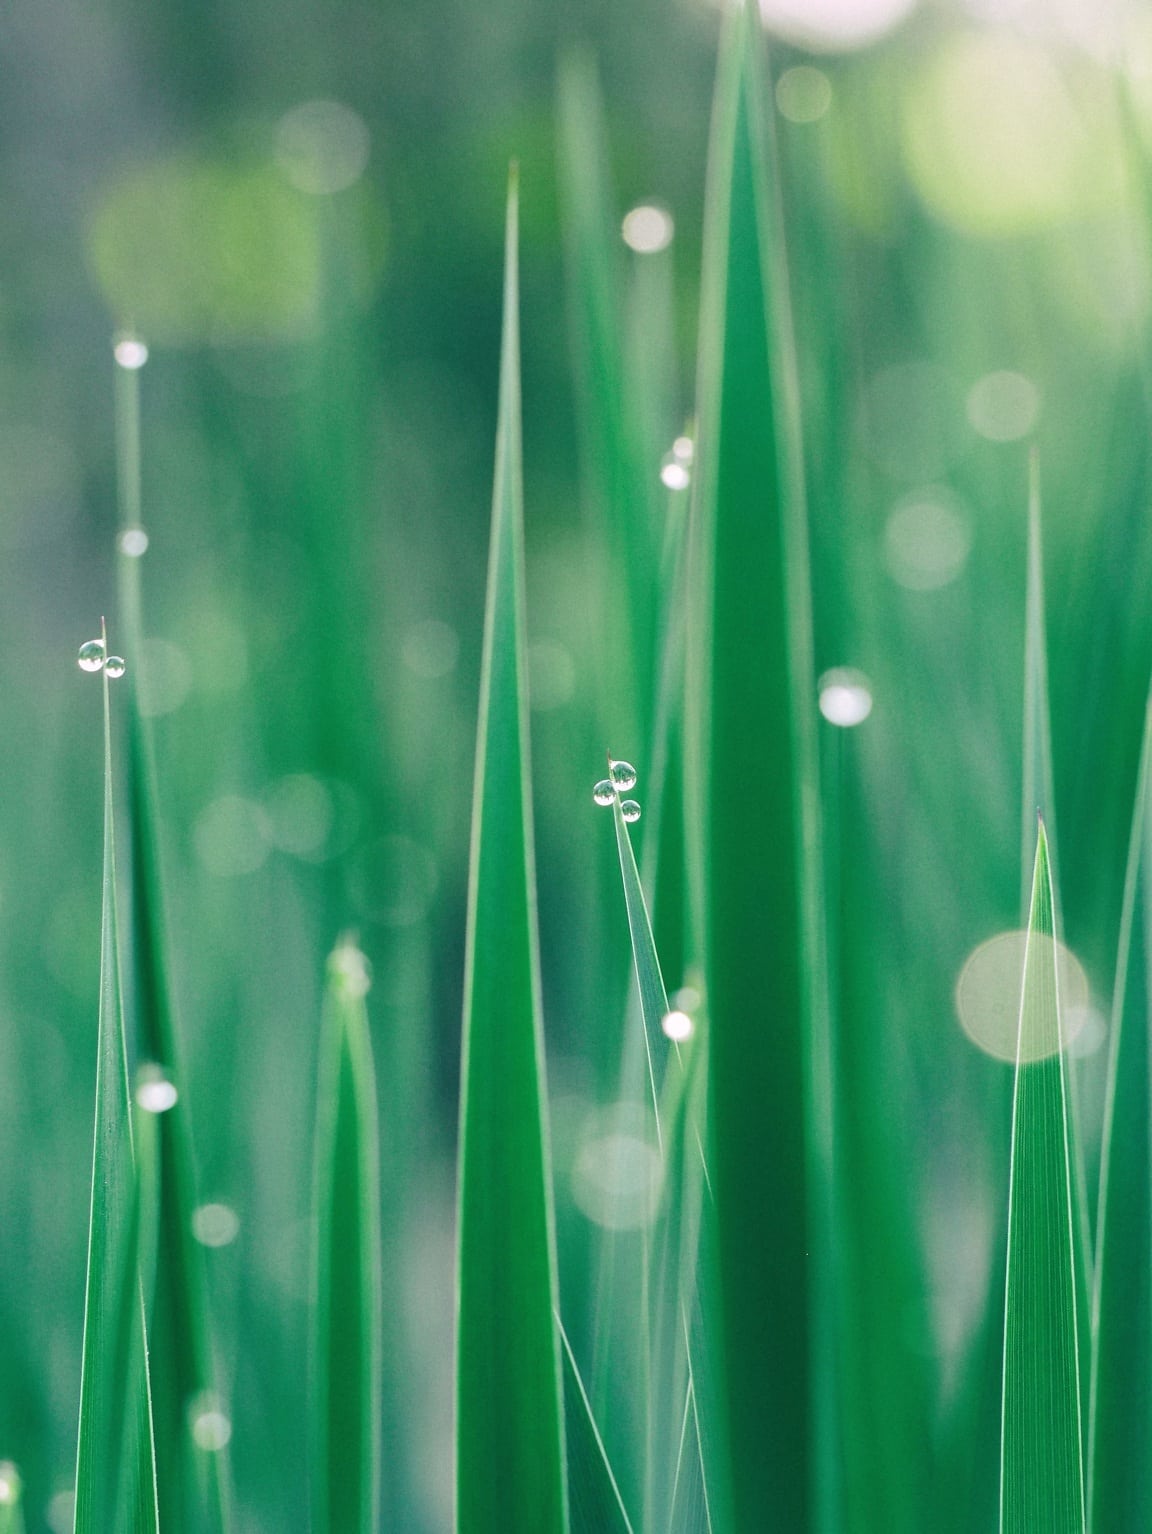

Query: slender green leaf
[311,937,382,1534]
[686,6,824,1526]
[0,1463,24,1534]
[73,623,160,1534]
[114,346,232,1534]
[558,1319,635,1534]
[1088,695,1152,1529]
[455,169,567,1534]
[1000,820,1085,1534]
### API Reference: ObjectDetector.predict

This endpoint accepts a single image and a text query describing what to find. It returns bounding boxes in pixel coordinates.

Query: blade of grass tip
[1088,695,1152,1530]
[0,1463,24,1534]
[73,619,159,1534]
[1000,818,1085,1534]
[557,1318,635,1534]
[685,5,826,1527]
[455,167,567,1534]
[113,338,233,1534]
[1021,453,1093,1434]
[310,937,383,1534]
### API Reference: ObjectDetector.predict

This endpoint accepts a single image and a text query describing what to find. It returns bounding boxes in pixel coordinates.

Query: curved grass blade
[1000,819,1085,1534]
[0,1463,24,1534]
[114,344,232,1534]
[1088,696,1152,1529]
[685,6,825,1526]
[455,168,567,1534]
[73,623,160,1534]
[558,1319,635,1534]
[311,938,382,1534]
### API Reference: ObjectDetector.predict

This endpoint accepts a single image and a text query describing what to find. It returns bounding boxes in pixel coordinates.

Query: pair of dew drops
[77,639,127,678]
[593,758,641,822]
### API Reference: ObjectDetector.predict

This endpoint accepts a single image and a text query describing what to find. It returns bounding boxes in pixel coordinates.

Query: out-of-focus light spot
[194,795,269,878]
[660,458,691,491]
[113,335,149,369]
[757,0,918,51]
[860,362,964,481]
[672,436,694,465]
[818,668,873,726]
[276,100,371,196]
[529,639,576,710]
[0,1463,18,1503]
[776,65,833,123]
[118,527,149,556]
[193,1203,241,1248]
[671,984,701,1013]
[622,204,674,254]
[902,36,1121,236]
[350,834,439,926]
[137,637,193,718]
[189,1394,232,1452]
[884,490,972,591]
[401,618,459,679]
[329,939,372,999]
[571,1102,663,1230]
[662,1009,694,1042]
[955,929,1091,1062]
[47,1490,74,1533]
[135,1068,179,1114]
[1066,1002,1107,1058]
[966,370,1040,442]
[261,774,334,860]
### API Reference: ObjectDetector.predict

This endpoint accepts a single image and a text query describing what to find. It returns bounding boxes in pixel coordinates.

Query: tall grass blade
[0,1463,24,1534]
[311,938,382,1534]
[1000,820,1085,1534]
[73,622,160,1534]
[558,1320,635,1534]
[455,168,568,1534]
[114,348,232,1534]
[1088,696,1152,1530]
[686,6,824,1525]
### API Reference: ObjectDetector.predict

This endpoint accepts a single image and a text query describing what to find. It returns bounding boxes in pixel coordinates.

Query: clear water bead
[104,655,127,679]
[621,800,641,823]
[593,779,615,807]
[609,759,637,792]
[78,639,106,672]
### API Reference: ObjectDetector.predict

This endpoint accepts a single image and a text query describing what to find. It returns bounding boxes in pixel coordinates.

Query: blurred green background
[4,0,1152,1528]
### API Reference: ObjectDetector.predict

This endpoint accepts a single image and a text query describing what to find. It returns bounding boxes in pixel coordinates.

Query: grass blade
[686,7,824,1526]
[455,167,568,1534]
[73,621,160,1534]
[1000,819,1085,1534]
[114,344,232,1534]
[0,1463,24,1534]
[558,1319,635,1534]
[310,938,382,1534]
[1088,695,1152,1529]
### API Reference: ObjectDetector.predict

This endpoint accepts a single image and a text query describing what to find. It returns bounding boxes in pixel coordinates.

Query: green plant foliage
[558,1320,634,1534]
[455,169,568,1534]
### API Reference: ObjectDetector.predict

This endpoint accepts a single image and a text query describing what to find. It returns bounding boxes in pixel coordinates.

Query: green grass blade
[0,1463,24,1534]
[114,346,232,1534]
[311,938,382,1534]
[686,7,823,1526]
[558,1319,635,1534]
[1088,696,1152,1529]
[1000,820,1085,1534]
[73,625,160,1534]
[455,168,568,1534]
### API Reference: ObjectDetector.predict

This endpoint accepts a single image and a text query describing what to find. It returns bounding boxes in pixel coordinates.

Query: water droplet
[113,336,149,370]
[608,759,637,792]
[135,1067,178,1113]
[104,655,127,679]
[660,457,691,491]
[818,668,873,727]
[118,527,149,556]
[329,941,372,998]
[78,639,105,672]
[662,1009,694,1042]
[620,800,641,824]
[593,779,615,807]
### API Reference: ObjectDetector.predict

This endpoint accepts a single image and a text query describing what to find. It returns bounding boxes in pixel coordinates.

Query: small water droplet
[118,527,149,557]
[662,1009,694,1042]
[135,1067,178,1113]
[593,779,615,807]
[620,800,641,823]
[104,655,127,679]
[113,335,149,370]
[609,759,637,792]
[660,457,691,491]
[78,639,106,672]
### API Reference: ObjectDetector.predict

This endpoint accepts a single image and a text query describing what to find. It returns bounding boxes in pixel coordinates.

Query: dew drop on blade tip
[78,639,106,672]
[620,800,641,823]
[105,655,127,679]
[608,758,637,792]
[592,779,615,807]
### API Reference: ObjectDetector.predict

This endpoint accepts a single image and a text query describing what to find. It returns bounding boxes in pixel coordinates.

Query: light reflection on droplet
[621,204,674,254]
[660,458,691,491]
[330,940,372,999]
[192,1203,241,1248]
[118,527,149,556]
[966,370,1040,442]
[662,1009,694,1042]
[818,668,873,726]
[136,1068,179,1113]
[78,639,106,672]
[955,928,1090,1062]
[114,336,149,370]
[776,65,833,123]
[884,490,972,591]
